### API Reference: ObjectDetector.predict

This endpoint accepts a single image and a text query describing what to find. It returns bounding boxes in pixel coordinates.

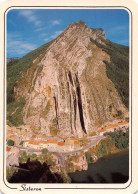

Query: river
[69,150,129,183]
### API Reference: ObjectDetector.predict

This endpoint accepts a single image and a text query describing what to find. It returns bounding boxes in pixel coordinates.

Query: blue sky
[7,9,129,58]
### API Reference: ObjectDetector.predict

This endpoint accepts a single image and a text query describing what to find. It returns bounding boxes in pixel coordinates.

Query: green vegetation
[7,97,25,126]
[90,38,129,108]
[7,41,52,126]
[18,152,56,167]
[59,167,71,183]
[66,128,128,174]
[7,58,20,68]
[85,152,94,163]
[7,41,52,104]
[97,141,107,157]
[104,128,129,150]
[88,128,129,161]
[32,154,37,158]
[19,141,24,146]
[7,139,14,146]
[23,151,27,157]
[42,148,48,154]
[66,162,74,173]
[6,167,16,181]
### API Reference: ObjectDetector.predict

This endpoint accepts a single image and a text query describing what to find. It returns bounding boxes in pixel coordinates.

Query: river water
[69,151,129,183]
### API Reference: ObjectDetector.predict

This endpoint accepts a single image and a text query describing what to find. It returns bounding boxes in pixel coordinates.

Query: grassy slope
[7,41,52,126]
[7,41,52,103]
[90,38,129,109]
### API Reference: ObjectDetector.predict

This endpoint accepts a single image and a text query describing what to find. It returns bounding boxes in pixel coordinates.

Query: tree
[42,148,48,154]
[23,151,27,157]
[32,154,37,158]
[19,141,24,146]
[101,142,107,155]
[85,152,93,163]
[7,139,14,146]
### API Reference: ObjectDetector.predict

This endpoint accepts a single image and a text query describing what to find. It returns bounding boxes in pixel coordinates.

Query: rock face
[13,20,128,138]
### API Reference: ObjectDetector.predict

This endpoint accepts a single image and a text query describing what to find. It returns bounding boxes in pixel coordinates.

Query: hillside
[7,20,129,138]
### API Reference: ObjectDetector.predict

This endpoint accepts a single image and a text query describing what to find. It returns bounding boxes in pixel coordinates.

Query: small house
[97,129,106,136]
[47,139,58,151]
[58,142,65,151]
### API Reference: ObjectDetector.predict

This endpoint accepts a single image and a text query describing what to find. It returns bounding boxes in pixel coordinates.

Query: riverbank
[68,150,129,183]
[95,148,129,163]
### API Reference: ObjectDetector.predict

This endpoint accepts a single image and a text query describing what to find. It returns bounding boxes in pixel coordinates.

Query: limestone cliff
[7,20,129,138]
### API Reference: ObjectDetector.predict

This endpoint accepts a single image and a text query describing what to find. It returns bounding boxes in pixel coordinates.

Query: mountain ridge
[7,21,129,138]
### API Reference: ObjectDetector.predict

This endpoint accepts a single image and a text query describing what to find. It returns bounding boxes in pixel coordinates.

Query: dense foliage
[104,128,129,150]
[19,141,24,146]
[88,128,129,160]
[85,152,94,163]
[42,148,48,154]
[7,139,14,146]
[7,97,26,126]
[90,38,129,108]
[7,58,20,68]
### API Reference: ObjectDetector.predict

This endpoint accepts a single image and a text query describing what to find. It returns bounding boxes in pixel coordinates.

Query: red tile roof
[47,139,57,144]
[6,147,11,152]
[58,142,65,146]
[74,140,80,144]
[98,129,106,132]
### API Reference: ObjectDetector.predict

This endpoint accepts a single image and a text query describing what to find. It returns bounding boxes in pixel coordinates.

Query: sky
[7,9,129,58]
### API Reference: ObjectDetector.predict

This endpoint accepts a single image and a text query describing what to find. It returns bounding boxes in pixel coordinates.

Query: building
[39,141,48,149]
[28,140,40,149]
[23,137,80,152]
[65,138,80,151]
[74,139,80,149]
[23,140,30,147]
[57,142,65,151]
[97,129,106,136]
[6,146,11,153]
[47,139,58,151]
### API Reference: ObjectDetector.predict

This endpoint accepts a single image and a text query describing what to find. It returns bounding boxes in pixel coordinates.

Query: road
[50,135,105,167]
[12,135,105,167]
[62,135,104,156]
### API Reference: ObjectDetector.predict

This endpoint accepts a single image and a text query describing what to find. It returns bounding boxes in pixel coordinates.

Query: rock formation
[8,20,129,138]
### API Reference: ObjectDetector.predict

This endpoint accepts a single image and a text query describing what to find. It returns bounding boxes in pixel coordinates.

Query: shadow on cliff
[71,172,128,183]
[8,159,63,183]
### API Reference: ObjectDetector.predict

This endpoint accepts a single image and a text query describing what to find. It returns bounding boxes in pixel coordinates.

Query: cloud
[34,27,45,32]
[43,30,63,42]
[50,30,63,39]
[40,33,47,37]
[51,20,61,26]
[19,10,42,27]
[34,19,61,32]
[7,33,36,55]
[44,38,50,42]
[109,25,128,34]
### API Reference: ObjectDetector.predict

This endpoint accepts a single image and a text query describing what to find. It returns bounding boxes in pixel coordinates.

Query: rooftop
[6,147,11,152]
[58,142,65,146]
[98,129,106,132]
[47,139,58,144]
